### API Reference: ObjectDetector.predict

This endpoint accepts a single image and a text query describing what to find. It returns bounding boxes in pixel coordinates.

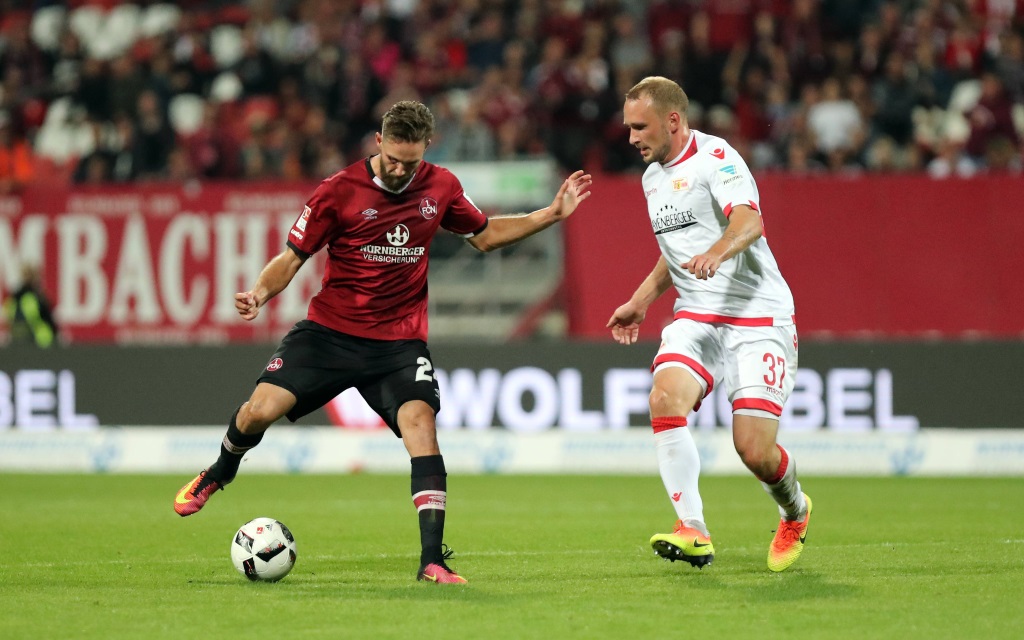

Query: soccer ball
[230,517,297,582]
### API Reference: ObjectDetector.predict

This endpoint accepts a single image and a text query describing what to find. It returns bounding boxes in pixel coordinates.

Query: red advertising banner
[0,183,324,343]
[4,176,1023,343]
[565,175,1024,339]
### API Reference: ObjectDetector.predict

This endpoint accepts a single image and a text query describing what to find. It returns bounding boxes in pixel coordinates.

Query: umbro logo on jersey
[360,208,378,220]
[711,148,725,159]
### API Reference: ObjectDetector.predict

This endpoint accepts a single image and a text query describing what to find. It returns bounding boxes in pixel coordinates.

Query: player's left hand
[548,170,593,219]
[682,253,722,280]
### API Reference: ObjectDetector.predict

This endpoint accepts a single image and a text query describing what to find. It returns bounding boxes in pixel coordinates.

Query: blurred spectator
[994,31,1024,103]
[74,58,110,120]
[466,11,506,76]
[682,11,727,112]
[73,115,137,183]
[927,134,977,179]
[133,90,175,178]
[872,52,916,145]
[2,263,58,348]
[335,53,385,156]
[983,135,1023,174]
[911,40,954,110]
[434,99,497,162]
[236,28,280,96]
[609,12,652,79]
[0,112,34,193]
[807,77,865,164]
[49,31,86,98]
[0,14,47,95]
[187,102,242,179]
[944,18,983,81]
[782,0,828,88]
[785,138,826,175]
[964,72,1019,161]
[108,53,145,120]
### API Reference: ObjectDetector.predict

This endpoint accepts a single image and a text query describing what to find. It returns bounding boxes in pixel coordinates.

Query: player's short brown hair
[381,101,435,143]
[625,76,689,117]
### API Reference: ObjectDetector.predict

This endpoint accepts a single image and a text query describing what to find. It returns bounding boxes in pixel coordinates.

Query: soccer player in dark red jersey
[174,100,593,584]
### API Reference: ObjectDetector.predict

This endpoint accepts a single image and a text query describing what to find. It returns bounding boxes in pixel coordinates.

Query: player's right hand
[606,302,645,345]
[235,291,260,321]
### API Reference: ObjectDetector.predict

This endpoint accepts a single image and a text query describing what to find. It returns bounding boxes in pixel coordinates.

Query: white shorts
[652,319,799,419]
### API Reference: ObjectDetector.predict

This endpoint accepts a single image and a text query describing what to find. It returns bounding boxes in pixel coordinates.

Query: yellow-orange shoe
[173,469,222,516]
[650,520,714,569]
[768,493,812,572]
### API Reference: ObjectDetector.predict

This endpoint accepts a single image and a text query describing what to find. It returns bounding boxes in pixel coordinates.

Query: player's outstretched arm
[467,170,592,252]
[235,247,306,321]
[543,169,593,222]
[606,256,673,345]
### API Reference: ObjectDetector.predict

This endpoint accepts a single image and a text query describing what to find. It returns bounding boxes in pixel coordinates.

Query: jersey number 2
[415,357,434,382]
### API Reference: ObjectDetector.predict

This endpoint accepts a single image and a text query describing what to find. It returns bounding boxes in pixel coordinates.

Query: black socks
[208,407,264,485]
[410,454,448,566]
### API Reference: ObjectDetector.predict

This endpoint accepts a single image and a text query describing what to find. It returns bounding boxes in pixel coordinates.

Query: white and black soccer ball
[230,517,297,582]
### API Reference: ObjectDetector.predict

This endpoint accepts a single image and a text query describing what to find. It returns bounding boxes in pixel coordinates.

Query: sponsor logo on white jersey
[718,164,745,185]
[652,206,697,235]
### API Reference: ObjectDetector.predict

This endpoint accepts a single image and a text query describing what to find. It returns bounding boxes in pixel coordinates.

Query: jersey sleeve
[440,175,489,237]
[706,144,761,218]
[286,181,339,258]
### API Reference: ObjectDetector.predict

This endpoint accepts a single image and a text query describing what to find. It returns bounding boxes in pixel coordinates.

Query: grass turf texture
[1,475,1022,639]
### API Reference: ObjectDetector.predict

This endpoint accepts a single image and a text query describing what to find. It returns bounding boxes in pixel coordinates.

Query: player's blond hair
[625,76,689,117]
[381,101,435,143]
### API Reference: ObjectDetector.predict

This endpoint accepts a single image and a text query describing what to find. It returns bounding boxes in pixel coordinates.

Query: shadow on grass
[655,567,861,603]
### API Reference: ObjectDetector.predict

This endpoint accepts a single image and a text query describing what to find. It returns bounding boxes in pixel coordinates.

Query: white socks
[652,417,707,536]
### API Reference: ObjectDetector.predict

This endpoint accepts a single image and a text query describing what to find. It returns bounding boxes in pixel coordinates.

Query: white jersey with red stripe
[642,129,794,325]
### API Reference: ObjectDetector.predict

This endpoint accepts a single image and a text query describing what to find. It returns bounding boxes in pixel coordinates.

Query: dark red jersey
[286,157,488,341]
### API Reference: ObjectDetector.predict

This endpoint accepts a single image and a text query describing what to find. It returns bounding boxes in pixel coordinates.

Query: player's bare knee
[238,400,278,432]
[734,440,775,478]
[398,400,434,423]
[649,384,680,417]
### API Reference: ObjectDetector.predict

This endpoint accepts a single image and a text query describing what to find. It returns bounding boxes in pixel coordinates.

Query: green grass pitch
[1,474,1022,639]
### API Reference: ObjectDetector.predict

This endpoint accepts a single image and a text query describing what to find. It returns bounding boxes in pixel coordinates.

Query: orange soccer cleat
[768,493,813,572]
[173,469,222,516]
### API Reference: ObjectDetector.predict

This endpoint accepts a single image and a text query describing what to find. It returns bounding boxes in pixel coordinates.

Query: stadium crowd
[0,0,1022,190]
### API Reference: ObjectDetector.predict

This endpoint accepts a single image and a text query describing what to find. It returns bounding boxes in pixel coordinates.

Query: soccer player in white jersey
[607,76,812,572]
